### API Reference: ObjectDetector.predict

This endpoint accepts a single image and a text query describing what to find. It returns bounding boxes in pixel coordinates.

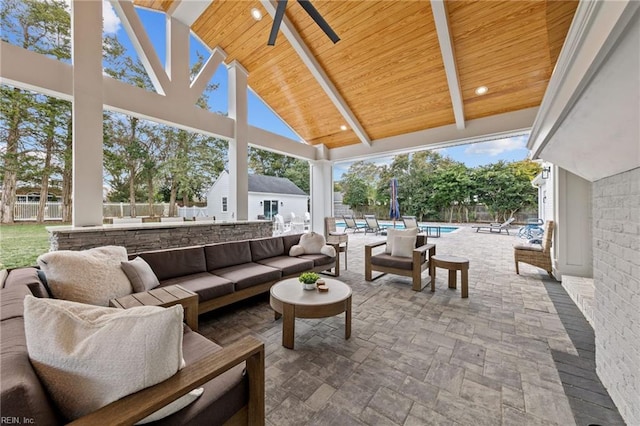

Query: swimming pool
[335,221,459,234]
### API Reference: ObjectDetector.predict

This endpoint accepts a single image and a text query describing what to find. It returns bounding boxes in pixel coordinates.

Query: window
[221,197,228,212]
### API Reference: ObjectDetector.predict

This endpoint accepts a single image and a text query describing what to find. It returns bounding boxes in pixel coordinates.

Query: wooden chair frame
[69,336,265,426]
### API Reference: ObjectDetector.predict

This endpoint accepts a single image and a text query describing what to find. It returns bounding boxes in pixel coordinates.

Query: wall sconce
[280,201,284,206]
[542,167,551,179]
[259,201,263,206]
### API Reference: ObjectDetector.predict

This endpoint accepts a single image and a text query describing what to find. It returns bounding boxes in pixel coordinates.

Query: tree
[248,148,309,194]
[342,175,369,213]
[0,0,71,222]
[475,160,540,221]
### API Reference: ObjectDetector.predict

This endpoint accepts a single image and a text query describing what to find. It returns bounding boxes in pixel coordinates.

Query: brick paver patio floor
[198,225,624,425]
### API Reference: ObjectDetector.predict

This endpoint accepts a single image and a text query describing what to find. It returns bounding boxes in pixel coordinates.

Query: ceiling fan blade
[268,0,288,46]
[297,0,340,44]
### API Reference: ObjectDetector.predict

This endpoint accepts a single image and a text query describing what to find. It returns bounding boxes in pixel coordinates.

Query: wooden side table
[430,255,469,298]
[110,285,199,331]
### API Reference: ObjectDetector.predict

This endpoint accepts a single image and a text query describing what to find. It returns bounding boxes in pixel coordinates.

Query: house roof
[248,174,307,196]
[133,0,578,150]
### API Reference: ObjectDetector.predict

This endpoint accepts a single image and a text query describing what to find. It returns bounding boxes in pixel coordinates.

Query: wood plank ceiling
[133,0,578,150]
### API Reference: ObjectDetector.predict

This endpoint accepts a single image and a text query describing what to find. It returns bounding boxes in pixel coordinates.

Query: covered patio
[1,0,638,424]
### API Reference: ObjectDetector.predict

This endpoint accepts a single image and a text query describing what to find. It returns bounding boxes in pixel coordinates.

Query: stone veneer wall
[48,221,273,253]
[592,167,640,425]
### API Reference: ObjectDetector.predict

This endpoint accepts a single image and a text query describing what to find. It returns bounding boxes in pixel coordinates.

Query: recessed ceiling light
[475,86,488,95]
[251,8,262,21]
[340,125,348,131]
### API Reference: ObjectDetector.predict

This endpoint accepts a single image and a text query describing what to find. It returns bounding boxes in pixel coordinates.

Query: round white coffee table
[270,277,352,349]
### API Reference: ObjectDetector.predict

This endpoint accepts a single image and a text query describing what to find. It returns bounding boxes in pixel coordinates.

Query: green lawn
[0,223,58,269]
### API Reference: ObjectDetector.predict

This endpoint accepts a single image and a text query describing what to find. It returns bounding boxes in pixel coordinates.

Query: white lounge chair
[471,217,515,235]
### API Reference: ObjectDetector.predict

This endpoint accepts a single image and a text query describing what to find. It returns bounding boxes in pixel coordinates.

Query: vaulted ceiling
[134,0,578,150]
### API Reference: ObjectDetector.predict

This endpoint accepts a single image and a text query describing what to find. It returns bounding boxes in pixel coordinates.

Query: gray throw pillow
[121,257,160,293]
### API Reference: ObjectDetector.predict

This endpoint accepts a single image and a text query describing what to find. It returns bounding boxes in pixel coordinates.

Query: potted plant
[299,272,320,291]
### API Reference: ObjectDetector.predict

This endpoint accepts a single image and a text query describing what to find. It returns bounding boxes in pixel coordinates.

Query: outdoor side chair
[514,220,554,277]
[471,217,515,235]
[342,215,366,233]
[325,217,348,271]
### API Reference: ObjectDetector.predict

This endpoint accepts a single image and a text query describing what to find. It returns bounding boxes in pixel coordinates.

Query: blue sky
[105,4,531,181]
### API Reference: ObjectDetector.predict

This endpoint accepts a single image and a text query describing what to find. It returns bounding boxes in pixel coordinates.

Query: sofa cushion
[160,272,234,302]
[139,246,207,281]
[370,253,413,270]
[24,296,185,421]
[282,234,302,254]
[298,253,335,267]
[256,256,314,276]
[121,257,160,293]
[1,286,61,425]
[205,241,252,271]
[4,268,50,299]
[250,237,284,262]
[212,263,281,291]
[154,329,247,426]
[37,246,132,306]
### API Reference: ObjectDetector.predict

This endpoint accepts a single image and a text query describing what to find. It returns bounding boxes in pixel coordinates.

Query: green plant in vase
[299,272,320,290]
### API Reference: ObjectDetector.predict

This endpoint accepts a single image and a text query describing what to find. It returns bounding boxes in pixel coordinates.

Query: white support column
[227,61,249,221]
[166,16,190,95]
[71,0,103,226]
[310,145,333,233]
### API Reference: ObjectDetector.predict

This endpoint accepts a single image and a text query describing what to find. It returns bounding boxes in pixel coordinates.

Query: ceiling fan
[268,0,340,46]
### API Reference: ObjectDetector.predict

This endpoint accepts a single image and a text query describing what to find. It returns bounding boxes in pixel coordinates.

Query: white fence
[12,202,206,221]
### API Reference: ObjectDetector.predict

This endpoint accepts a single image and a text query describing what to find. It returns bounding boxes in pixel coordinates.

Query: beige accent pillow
[121,257,160,293]
[391,235,417,258]
[23,295,187,422]
[385,228,418,254]
[37,246,133,306]
[290,232,336,257]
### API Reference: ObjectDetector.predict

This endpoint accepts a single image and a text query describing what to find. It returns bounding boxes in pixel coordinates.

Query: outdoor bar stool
[430,255,469,298]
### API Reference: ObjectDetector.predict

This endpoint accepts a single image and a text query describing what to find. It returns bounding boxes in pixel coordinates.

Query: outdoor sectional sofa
[133,233,337,315]
[0,273,265,425]
[0,233,336,425]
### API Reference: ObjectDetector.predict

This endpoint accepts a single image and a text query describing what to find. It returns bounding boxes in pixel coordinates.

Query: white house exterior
[206,171,308,221]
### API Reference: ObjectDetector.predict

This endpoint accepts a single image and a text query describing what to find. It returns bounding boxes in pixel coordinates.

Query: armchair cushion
[514,243,543,252]
[23,296,186,422]
[370,253,413,270]
[391,235,416,258]
[385,228,418,254]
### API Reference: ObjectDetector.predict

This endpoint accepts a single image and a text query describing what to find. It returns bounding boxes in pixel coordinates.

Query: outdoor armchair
[514,220,554,277]
[342,215,366,233]
[365,234,435,291]
[471,217,515,235]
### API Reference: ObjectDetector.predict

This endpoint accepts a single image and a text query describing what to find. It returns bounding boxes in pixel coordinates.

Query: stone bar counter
[46,220,273,253]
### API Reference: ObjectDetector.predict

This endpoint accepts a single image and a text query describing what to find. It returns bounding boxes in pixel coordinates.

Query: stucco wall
[593,167,640,425]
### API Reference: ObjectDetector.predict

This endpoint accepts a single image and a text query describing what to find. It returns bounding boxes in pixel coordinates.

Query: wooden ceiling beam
[110,0,170,95]
[329,107,538,162]
[431,0,465,130]
[166,0,213,26]
[260,0,371,146]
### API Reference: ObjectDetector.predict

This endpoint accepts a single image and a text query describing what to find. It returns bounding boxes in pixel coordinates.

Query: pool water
[336,221,458,233]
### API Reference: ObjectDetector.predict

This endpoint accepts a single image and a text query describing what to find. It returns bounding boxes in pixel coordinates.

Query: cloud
[102,0,122,34]
[464,135,528,156]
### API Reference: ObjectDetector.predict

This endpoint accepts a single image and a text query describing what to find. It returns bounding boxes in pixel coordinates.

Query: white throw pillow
[385,228,418,254]
[300,232,326,254]
[289,232,336,258]
[391,235,417,258]
[121,257,160,293]
[23,296,187,422]
[37,246,133,306]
